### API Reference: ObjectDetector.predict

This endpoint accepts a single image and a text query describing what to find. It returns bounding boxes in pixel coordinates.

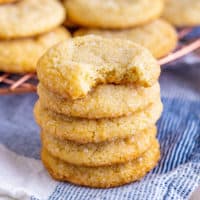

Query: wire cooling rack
[0,28,200,95]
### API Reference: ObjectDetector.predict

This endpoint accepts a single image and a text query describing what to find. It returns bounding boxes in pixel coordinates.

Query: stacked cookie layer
[34,36,163,188]
[0,0,70,73]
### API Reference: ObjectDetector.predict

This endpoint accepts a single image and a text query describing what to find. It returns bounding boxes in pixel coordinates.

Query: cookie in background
[163,0,200,27]
[0,0,70,73]
[0,27,71,73]
[0,0,65,39]
[74,19,178,59]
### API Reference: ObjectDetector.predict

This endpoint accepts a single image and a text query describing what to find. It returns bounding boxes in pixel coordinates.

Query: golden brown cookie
[34,99,162,143]
[37,83,160,119]
[64,20,78,29]
[37,36,160,99]
[64,0,163,29]
[74,19,177,59]
[0,27,71,73]
[163,0,200,27]
[0,0,18,4]
[42,126,156,167]
[41,139,160,188]
[0,0,65,39]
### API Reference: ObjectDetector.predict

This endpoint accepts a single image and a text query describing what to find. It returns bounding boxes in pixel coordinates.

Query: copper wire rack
[0,28,200,95]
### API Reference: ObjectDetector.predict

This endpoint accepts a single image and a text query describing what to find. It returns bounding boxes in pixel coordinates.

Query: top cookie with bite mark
[37,35,160,100]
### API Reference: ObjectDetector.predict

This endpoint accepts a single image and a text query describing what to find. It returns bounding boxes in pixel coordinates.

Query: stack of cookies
[63,0,178,59]
[34,35,163,188]
[0,0,71,73]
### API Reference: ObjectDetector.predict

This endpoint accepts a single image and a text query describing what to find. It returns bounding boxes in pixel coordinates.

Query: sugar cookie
[74,19,177,59]
[41,126,156,166]
[0,0,65,39]
[37,36,160,99]
[37,83,160,119]
[41,140,160,188]
[0,27,71,73]
[34,100,162,143]
[163,0,200,26]
[64,0,163,29]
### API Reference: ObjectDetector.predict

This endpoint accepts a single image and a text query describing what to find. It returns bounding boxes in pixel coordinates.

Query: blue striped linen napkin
[0,50,199,199]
